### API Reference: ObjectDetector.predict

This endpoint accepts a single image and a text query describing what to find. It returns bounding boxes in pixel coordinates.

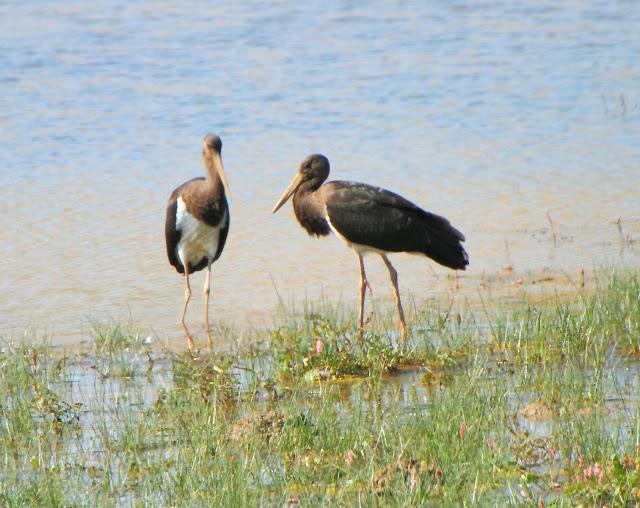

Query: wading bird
[272,154,468,341]
[165,134,230,349]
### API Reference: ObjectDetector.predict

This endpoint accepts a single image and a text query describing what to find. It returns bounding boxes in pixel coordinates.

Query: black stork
[165,133,230,350]
[272,154,468,341]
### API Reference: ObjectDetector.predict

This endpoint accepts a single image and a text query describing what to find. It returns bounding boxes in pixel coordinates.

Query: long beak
[212,152,231,200]
[272,173,303,213]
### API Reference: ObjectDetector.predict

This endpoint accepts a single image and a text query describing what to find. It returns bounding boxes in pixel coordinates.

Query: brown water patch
[228,409,285,444]
[519,401,556,422]
[373,457,443,495]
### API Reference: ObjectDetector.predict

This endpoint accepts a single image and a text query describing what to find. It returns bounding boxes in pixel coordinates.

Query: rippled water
[1,0,639,345]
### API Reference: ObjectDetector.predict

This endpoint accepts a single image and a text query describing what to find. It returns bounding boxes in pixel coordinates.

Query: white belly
[175,196,225,266]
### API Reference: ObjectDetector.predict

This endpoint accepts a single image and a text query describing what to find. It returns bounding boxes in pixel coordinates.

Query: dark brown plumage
[164,133,230,349]
[273,154,468,341]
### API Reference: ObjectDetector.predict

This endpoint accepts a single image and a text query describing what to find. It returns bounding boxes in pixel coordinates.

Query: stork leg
[204,258,213,350]
[381,255,408,341]
[357,254,369,343]
[180,264,195,350]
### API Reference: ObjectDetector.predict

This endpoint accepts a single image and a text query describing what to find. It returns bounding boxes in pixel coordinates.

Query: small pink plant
[315,339,324,355]
[410,470,418,491]
[582,462,603,483]
[593,462,603,482]
[459,422,466,440]
[486,436,494,452]
[345,449,356,466]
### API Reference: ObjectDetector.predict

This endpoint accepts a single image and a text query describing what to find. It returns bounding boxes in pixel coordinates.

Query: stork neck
[203,155,223,189]
[292,184,331,236]
[294,178,328,214]
[299,176,325,194]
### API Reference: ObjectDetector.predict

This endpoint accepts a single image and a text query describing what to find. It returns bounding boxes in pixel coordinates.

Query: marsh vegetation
[1,270,640,506]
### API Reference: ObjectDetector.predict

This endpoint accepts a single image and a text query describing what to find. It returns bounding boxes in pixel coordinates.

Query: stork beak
[272,172,303,213]
[212,152,231,200]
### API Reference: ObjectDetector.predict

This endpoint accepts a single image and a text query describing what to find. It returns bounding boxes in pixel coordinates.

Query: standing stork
[272,154,468,342]
[165,133,230,350]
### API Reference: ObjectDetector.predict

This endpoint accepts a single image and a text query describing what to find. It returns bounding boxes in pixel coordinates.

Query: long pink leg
[180,264,195,350]
[204,259,213,350]
[357,254,369,343]
[381,255,408,341]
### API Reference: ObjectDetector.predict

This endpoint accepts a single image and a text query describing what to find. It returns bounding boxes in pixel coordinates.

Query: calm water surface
[1,0,639,345]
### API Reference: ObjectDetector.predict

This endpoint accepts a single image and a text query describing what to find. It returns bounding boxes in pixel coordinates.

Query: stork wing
[323,181,465,260]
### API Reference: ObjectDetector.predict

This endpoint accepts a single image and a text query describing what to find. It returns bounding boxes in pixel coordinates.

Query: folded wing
[324,181,468,270]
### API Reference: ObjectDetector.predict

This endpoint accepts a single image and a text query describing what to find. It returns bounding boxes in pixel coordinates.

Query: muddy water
[1,1,639,345]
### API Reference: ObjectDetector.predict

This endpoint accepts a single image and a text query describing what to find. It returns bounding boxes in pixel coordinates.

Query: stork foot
[187,335,195,351]
[399,322,408,342]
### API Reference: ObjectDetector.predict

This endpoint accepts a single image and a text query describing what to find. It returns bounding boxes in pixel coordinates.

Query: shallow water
[1,0,639,345]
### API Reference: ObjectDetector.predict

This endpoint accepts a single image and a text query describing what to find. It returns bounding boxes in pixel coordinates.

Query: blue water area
[0,1,638,343]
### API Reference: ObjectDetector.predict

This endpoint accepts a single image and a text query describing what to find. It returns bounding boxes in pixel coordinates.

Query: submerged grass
[0,269,639,506]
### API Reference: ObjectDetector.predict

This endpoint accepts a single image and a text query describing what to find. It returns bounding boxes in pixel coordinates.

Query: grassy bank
[1,269,639,506]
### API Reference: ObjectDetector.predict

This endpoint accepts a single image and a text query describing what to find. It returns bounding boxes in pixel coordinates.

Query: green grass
[1,269,640,506]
